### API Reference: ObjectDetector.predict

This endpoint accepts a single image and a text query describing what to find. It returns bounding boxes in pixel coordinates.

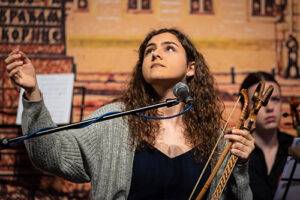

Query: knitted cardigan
[22,98,252,200]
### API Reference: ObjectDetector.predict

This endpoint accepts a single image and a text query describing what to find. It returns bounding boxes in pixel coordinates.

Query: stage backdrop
[0,0,299,199]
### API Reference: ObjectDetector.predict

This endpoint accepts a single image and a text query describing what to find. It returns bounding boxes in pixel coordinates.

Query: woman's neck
[156,87,185,124]
[253,128,279,174]
[253,128,278,150]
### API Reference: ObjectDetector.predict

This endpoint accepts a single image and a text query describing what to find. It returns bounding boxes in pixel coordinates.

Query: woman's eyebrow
[146,41,179,49]
[145,43,156,48]
[162,41,179,47]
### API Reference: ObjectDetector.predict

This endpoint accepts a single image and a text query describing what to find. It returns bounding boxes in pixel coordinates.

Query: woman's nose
[265,102,274,112]
[151,50,162,61]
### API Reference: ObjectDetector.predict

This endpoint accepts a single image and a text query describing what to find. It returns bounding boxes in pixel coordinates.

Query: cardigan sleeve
[226,162,252,200]
[21,96,122,183]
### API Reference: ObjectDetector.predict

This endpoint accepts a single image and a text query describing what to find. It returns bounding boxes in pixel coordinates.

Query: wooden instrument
[189,81,274,200]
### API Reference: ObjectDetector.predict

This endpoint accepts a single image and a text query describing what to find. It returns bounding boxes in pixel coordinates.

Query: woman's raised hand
[5,49,41,101]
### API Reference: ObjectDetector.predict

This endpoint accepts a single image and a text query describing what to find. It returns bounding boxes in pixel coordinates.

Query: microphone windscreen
[173,82,193,104]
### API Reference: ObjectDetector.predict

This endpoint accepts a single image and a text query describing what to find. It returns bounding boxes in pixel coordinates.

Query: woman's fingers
[19,51,31,63]
[7,67,21,89]
[8,67,24,86]
[8,67,20,79]
[5,50,27,65]
[232,141,247,152]
[224,132,252,146]
[231,148,249,160]
[8,47,19,56]
[224,128,255,162]
[5,53,22,64]
[6,60,23,72]
[232,128,251,137]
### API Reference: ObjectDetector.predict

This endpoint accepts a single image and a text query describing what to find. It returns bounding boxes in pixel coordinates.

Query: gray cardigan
[22,98,252,200]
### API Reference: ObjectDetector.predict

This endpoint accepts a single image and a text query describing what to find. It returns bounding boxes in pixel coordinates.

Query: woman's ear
[186,62,195,77]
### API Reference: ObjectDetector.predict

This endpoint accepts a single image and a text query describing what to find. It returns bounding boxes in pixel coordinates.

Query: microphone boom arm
[0,98,181,150]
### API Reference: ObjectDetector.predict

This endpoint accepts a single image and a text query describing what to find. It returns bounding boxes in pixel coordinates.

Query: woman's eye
[271,96,281,102]
[145,48,154,55]
[166,46,176,52]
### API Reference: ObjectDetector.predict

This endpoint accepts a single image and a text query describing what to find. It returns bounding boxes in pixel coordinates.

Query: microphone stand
[0,98,181,150]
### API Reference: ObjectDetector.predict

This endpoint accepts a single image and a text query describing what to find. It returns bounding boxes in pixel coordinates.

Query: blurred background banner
[0,0,299,199]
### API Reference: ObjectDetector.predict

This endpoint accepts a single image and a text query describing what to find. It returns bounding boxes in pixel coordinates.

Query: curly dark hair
[118,28,223,161]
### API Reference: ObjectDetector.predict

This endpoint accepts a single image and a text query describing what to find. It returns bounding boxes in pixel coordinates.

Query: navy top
[128,143,210,200]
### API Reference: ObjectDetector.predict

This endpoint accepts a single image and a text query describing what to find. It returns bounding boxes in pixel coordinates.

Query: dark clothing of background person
[249,130,293,200]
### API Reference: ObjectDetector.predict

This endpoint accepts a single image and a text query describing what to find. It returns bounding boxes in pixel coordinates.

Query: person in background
[5,28,254,199]
[240,71,294,200]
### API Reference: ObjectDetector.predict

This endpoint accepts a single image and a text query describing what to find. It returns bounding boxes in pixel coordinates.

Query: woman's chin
[146,76,184,85]
[262,124,279,131]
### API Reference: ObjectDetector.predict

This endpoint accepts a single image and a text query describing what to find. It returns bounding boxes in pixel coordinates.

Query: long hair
[118,28,223,161]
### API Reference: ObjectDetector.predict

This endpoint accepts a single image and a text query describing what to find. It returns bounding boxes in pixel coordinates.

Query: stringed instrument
[189,81,274,200]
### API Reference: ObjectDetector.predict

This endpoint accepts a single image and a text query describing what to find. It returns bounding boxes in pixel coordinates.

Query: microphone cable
[135,103,193,120]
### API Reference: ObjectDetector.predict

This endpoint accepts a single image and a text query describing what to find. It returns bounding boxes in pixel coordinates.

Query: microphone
[173,82,193,104]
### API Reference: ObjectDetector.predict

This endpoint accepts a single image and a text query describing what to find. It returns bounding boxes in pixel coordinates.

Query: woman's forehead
[147,32,181,46]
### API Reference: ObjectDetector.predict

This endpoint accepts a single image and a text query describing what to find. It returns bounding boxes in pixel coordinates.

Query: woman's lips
[265,116,276,123]
[150,63,166,68]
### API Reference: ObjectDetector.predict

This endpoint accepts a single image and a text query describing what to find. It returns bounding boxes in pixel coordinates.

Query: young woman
[240,71,294,200]
[5,28,254,199]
